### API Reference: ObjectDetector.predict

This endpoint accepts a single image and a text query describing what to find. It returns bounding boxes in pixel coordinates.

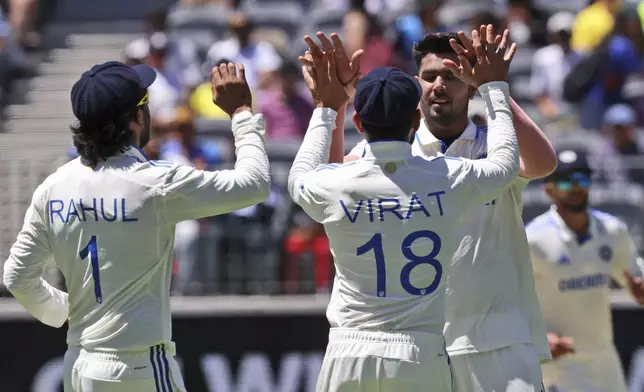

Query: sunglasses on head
[137,90,149,107]
[554,172,591,191]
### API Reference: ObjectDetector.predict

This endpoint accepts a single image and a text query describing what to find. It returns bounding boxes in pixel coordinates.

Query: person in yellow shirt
[189,58,259,119]
[571,0,623,53]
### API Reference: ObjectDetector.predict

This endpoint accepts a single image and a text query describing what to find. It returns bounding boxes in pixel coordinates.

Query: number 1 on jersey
[79,235,102,304]
[357,233,387,297]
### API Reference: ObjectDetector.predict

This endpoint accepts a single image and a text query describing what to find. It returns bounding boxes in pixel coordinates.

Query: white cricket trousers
[449,343,543,392]
[63,344,187,392]
[316,328,454,392]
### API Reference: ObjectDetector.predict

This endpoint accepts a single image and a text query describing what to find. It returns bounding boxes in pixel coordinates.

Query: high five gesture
[442,25,518,87]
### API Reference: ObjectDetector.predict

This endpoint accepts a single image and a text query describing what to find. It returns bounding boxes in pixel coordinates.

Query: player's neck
[425,117,468,141]
[558,208,590,238]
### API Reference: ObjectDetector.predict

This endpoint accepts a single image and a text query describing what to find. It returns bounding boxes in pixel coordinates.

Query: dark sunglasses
[555,172,591,191]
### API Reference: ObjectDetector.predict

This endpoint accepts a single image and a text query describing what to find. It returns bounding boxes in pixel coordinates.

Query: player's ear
[411,108,422,131]
[135,106,145,125]
[468,85,477,100]
[352,112,365,135]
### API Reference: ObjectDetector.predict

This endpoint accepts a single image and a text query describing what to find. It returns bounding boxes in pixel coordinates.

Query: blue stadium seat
[167,5,230,37]
[241,1,303,37]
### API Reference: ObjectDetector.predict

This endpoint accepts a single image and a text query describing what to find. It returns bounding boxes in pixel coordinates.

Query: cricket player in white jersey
[3,61,270,391]
[290,32,520,392]
[346,26,558,392]
[526,148,644,392]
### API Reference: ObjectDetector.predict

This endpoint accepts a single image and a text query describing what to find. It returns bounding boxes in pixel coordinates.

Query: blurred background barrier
[0,294,643,392]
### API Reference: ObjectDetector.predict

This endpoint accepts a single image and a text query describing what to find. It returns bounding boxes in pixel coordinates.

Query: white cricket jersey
[290,82,519,334]
[526,207,644,350]
[3,111,270,351]
[349,98,551,362]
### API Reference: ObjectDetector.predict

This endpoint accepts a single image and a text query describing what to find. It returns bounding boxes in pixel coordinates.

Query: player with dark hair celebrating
[3,61,270,391]
[346,26,558,392]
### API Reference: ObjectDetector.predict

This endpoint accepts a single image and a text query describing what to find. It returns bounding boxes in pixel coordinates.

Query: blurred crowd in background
[4,0,644,296]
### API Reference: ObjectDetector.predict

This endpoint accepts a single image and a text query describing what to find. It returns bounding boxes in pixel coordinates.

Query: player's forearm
[328,104,346,164]
[3,257,69,328]
[510,98,557,179]
[228,110,271,204]
[288,108,338,196]
[478,81,520,187]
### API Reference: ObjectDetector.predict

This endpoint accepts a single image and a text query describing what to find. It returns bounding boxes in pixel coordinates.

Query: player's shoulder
[525,211,558,241]
[308,160,366,183]
[590,209,628,234]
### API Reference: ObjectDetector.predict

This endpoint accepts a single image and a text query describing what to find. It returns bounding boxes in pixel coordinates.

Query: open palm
[300,32,363,86]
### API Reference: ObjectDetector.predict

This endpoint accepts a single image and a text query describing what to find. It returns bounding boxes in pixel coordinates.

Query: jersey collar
[414,119,480,148]
[362,140,413,161]
[547,205,599,244]
[125,145,149,162]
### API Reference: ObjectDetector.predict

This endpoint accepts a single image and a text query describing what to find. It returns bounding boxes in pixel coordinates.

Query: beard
[420,99,467,127]
[559,198,589,213]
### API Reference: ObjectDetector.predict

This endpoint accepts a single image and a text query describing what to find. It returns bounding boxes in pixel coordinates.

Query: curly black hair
[70,108,138,168]
[412,32,475,70]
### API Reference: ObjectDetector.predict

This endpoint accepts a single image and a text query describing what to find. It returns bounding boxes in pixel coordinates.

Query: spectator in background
[144,32,181,130]
[530,12,580,121]
[146,32,183,95]
[469,11,505,35]
[123,38,148,66]
[579,8,644,130]
[259,60,314,140]
[343,9,398,76]
[125,9,202,92]
[571,0,622,54]
[590,103,644,184]
[395,0,451,63]
[284,211,333,294]
[145,8,202,90]
[7,0,38,48]
[506,0,549,47]
[206,12,282,91]
[160,106,226,169]
[160,106,226,295]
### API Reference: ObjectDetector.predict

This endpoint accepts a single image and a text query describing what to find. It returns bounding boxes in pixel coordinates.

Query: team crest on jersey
[599,245,613,262]
[556,255,570,265]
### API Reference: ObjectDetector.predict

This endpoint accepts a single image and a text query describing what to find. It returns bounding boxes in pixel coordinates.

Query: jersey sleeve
[160,111,271,224]
[288,108,338,223]
[3,185,69,328]
[612,222,644,286]
[450,82,520,210]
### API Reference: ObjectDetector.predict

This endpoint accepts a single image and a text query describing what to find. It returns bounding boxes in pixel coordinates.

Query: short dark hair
[70,108,138,167]
[412,32,474,70]
[362,122,412,142]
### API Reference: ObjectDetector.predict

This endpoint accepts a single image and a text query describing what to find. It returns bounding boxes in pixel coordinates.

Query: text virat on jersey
[340,192,447,223]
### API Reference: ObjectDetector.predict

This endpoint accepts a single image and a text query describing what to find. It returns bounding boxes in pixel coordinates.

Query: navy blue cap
[354,67,421,130]
[71,61,157,122]
[550,148,592,178]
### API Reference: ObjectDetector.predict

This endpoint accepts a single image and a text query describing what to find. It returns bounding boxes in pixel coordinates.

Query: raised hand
[211,62,253,118]
[442,25,518,88]
[624,271,644,304]
[299,32,362,96]
[300,35,350,112]
[547,332,575,359]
